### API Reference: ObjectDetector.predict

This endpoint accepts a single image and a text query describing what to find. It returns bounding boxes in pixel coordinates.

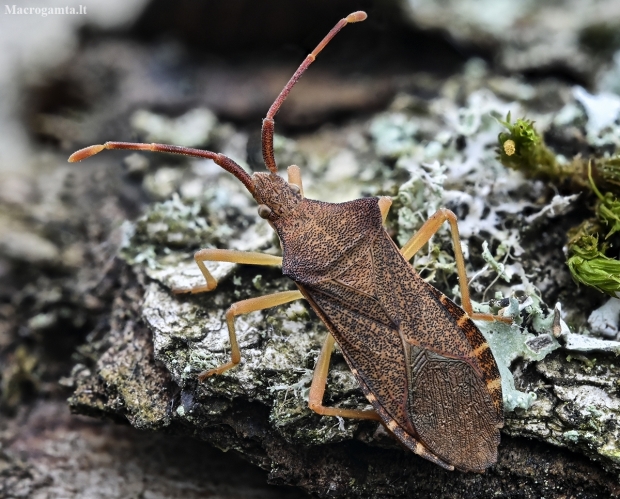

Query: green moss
[498,113,620,196]
[497,112,561,181]
[599,443,620,464]
[596,156,620,191]
[560,164,620,297]
[589,161,620,239]
[567,234,620,297]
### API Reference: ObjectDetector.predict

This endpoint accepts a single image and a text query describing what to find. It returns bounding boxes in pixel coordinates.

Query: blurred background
[2,0,620,497]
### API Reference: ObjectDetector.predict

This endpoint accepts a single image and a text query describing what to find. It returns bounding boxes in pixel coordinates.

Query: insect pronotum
[69,11,512,472]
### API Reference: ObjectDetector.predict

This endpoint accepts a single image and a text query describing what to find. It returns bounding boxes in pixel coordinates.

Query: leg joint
[225,305,238,320]
[436,207,457,222]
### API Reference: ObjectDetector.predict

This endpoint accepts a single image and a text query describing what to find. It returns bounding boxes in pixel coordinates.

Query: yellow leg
[378,196,392,224]
[172,249,283,294]
[308,333,380,420]
[287,165,304,197]
[399,208,511,323]
[198,290,303,380]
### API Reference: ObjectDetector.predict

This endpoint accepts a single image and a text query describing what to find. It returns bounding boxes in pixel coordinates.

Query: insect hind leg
[308,333,380,420]
[399,208,511,323]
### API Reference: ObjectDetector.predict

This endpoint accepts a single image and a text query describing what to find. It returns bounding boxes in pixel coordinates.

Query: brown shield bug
[69,11,511,472]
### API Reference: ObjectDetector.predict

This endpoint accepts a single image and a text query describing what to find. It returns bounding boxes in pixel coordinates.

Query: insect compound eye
[257,204,272,219]
[289,183,301,195]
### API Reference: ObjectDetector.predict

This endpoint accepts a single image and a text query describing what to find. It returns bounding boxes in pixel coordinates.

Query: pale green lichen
[129,193,213,250]
[480,240,511,283]
[369,112,420,159]
[395,161,447,246]
[476,297,559,412]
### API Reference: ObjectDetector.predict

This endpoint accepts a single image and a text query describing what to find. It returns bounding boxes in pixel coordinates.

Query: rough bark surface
[64,260,620,498]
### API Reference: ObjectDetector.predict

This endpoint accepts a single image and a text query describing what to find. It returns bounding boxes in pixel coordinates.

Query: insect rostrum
[69,11,510,473]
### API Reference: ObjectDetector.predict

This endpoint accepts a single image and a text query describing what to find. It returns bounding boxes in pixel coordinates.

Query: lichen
[476,297,559,412]
[131,108,218,148]
[588,297,620,337]
[573,87,620,148]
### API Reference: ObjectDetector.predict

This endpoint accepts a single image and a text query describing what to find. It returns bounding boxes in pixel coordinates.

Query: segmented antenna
[68,11,368,193]
[69,142,255,194]
[261,11,367,173]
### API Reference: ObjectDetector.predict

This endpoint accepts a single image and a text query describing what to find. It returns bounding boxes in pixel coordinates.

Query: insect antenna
[261,11,367,174]
[68,11,368,195]
[68,142,256,195]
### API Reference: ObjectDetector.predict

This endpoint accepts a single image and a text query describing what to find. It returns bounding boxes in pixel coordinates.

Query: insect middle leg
[198,290,303,380]
[399,208,511,323]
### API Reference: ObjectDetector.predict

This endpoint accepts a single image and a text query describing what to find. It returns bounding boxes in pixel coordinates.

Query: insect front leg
[198,290,303,380]
[308,333,381,421]
[400,208,512,323]
[287,165,304,197]
[172,249,283,294]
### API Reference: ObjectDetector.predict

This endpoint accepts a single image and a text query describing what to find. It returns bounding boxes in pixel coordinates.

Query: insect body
[69,11,510,472]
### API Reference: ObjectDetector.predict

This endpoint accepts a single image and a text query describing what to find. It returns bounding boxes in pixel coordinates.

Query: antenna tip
[346,11,367,23]
[68,144,105,162]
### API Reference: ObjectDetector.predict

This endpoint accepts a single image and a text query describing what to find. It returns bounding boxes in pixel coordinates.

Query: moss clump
[498,113,620,195]
[565,164,620,297]
[497,112,562,182]
[496,116,620,297]
[567,230,620,297]
[596,156,620,190]
[590,162,620,239]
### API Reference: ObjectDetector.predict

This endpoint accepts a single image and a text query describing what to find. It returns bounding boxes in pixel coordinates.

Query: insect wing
[299,231,502,472]
[373,233,503,471]
[407,345,500,471]
[301,267,412,430]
